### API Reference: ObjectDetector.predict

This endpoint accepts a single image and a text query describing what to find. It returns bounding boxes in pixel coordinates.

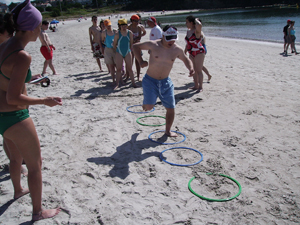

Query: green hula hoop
[136,115,166,126]
[188,173,242,202]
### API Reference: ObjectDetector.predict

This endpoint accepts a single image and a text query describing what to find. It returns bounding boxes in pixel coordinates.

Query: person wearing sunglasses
[133,25,194,137]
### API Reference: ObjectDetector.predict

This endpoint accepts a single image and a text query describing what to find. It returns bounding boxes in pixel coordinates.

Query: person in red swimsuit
[185,16,205,93]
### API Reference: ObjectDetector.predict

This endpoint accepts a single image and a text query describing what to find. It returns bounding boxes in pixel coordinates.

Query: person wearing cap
[288,21,298,54]
[113,18,138,90]
[147,16,162,40]
[185,16,206,93]
[89,15,103,71]
[39,20,58,76]
[128,14,147,81]
[0,0,61,221]
[133,25,194,137]
[102,19,117,84]
[283,20,291,54]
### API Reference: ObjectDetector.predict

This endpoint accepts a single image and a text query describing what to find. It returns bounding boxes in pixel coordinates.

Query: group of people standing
[283,19,298,55]
[89,14,165,90]
[0,0,210,221]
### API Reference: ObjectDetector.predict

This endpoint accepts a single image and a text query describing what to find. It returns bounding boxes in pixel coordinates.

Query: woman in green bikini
[113,18,138,90]
[0,0,61,221]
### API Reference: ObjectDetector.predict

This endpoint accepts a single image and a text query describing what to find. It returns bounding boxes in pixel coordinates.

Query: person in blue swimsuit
[288,21,299,55]
[113,18,138,90]
[0,0,61,221]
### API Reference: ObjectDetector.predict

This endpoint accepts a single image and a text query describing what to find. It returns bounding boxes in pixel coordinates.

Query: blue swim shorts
[142,74,175,109]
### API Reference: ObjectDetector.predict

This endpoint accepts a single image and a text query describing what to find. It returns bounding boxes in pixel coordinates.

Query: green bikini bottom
[0,109,29,136]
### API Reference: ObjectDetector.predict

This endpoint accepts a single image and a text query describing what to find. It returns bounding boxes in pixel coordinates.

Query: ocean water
[154,7,300,43]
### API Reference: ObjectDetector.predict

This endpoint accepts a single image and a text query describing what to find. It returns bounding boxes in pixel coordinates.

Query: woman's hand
[44,97,63,107]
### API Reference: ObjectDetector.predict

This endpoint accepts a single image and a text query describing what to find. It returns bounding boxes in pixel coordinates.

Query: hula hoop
[148,130,186,145]
[160,147,203,166]
[136,115,166,126]
[126,105,155,114]
[188,173,242,202]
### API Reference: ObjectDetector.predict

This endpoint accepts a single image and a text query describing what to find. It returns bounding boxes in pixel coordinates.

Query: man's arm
[89,27,94,51]
[177,46,194,76]
[132,41,154,68]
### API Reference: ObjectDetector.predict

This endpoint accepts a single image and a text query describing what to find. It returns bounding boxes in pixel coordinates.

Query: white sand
[0,11,300,224]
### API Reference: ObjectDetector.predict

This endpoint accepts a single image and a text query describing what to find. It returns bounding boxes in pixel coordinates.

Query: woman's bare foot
[32,208,61,221]
[14,188,29,200]
[113,85,119,90]
[165,131,178,137]
[132,83,139,88]
[196,88,203,93]
[189,86,198,90]
[207,74,212,82]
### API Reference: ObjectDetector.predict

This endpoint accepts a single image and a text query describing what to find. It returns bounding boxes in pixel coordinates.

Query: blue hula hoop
[160,147,203,166]
[148,130,186,145]
[126,105,155,114]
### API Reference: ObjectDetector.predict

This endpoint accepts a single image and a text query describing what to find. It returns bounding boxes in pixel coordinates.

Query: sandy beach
[0,11,300,224]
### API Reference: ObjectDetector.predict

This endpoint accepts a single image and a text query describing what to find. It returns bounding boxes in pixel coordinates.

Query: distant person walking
[147,17,162,40]
[288,21,299,54]
[89,15,103,71]
[283,19,291,54]
[39,20,58,75]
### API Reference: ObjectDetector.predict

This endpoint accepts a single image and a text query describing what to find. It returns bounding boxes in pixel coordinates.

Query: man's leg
[42,60,49,75]
[96,58,102,71]
[165,108,177,137]
[48,59,57,75]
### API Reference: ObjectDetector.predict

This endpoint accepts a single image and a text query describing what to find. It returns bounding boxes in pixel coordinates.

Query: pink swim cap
[12,0,42,31]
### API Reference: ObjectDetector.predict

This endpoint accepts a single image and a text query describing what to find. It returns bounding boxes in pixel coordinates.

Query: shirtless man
[39,20,57,75]
[89,16,103,71]
[133,25,194,137]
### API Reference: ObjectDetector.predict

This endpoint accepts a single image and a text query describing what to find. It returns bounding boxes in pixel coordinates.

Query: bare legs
[4,118,60,221]
[96,58,103,72]
[189,53,205,92]
[114,52,137,90]
[108,64,116,84]
[42,59,57,75]
[143,105,177,137]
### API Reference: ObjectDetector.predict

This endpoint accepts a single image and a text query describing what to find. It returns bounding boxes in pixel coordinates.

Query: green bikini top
[0,49,32,83]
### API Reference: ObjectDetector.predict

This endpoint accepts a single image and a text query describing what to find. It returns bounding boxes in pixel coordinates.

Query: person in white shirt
[147,17,162,40]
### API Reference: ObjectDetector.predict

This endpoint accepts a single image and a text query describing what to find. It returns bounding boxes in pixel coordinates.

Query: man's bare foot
[14,188,29,200]
[165,131,178,137]
[207,75,212,83]
[132,83,139,88]
[113,85,119,90]
[189,86,198,90]
[53,73,59,75]
[196,88,203,93]
[32,208,61,221]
